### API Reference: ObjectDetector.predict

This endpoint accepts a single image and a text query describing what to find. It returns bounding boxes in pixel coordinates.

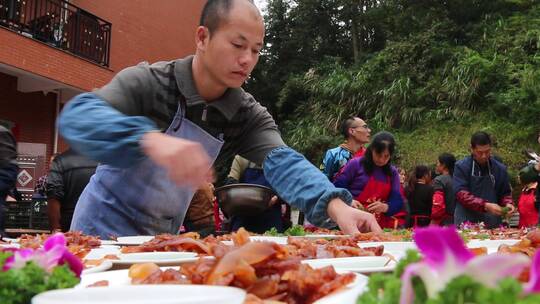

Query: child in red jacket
[518,181,538,228]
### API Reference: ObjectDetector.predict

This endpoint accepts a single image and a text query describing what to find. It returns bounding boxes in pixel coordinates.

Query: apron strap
[172,93,187,132]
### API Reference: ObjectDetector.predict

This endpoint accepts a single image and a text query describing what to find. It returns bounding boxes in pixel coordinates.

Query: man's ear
[195,26,210,51]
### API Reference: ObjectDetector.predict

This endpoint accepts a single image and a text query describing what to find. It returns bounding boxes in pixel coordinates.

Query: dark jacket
[453,156,513,212]
[0,126,18,234]
[0,126,17,168]
[46,149,98,231]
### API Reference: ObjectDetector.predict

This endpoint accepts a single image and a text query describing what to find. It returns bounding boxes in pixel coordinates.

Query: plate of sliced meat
[115,236,155,245]
[113,252,200,266]
[34,285,247,304]
[358,241,416,252]
[302,256,396,273]
[82,259,113,275]
[77,265,367,304]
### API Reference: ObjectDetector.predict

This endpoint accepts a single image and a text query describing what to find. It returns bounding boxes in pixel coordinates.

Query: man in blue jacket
[58,0,381,238]
[453,131,515,228]
[320,116,371,181]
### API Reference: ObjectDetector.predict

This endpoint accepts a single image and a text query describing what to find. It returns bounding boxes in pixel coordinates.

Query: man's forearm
[263,147,352,228]
[499,194,514,207]
[58,93,158,168]
[47,198,62,231]
[456,190,487,213]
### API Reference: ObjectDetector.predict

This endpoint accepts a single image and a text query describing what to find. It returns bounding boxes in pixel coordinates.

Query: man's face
[471,144,492,166]
[198,2,264,88]
[349,118,371,144]
[425,171,432,184]
[435,160,444,174]
[372,149,391,167]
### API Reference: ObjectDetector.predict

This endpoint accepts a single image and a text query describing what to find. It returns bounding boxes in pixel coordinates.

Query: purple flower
[2,233,83,277]
[400,226,530,304]
[524,250,540,294]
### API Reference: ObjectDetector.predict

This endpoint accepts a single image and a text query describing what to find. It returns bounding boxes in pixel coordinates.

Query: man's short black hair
[470,131,492,148]
[200,0,255,34]
[340,116,358,139]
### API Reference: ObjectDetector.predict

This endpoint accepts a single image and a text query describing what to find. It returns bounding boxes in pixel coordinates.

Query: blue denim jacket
[59,93,353,228]
[58,93,157,168]
[264,147,353,227]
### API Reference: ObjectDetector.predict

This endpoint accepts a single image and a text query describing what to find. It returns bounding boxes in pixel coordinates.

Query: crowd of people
[322,117,540,230]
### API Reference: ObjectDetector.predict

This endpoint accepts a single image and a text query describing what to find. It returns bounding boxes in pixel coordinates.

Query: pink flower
[2,233,83,277]
[524,249,540,294]
[400,226,530,304]
[3,248,34,271]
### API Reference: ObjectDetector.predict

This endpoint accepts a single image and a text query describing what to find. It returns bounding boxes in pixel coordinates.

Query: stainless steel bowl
[214,183,274,217]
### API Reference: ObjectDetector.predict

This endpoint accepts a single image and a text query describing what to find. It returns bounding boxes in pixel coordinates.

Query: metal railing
[0,0,111,67]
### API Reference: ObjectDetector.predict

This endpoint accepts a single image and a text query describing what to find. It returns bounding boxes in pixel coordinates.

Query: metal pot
[214,183,274,217]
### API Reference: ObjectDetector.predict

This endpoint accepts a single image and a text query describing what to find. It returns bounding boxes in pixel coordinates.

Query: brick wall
[71,0,205,72]
[0,73,57,162]
[0,1,204,91]
[0,28,114,91]
[0,0,204,162]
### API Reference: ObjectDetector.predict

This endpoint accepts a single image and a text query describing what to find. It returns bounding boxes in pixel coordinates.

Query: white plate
[249,236,288,244]
[0,242,20,248]
[467,239,520,254]
[303,256,395,273]
[467,239,520,248]
[115,236,155,245]
[291,234,350,239]
[33,284,247,304]
[79,268,136,287]
[358,241,416,252]
[315,271,368,304]
[82,260,113,275]
[84,247,121,260]
[114,252,199,265]
[78,267,367,304]
[99,240,119,246]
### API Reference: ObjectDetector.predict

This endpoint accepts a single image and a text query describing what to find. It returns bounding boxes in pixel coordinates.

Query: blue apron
[454,160,501,229]
[70,104,224,239]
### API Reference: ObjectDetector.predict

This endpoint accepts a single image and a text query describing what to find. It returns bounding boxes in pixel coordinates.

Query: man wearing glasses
[321,116,371,181]
[453,131,515,228]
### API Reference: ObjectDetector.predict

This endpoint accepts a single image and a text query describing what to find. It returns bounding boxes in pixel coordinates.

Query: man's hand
[327,198,382,234]
[268,196,279,207]
[504,203,516,215]
[351,200,363,209]
[484,202,503,216]
[366,200,389,214]
[141,132,211,188]
[47,198,62,232]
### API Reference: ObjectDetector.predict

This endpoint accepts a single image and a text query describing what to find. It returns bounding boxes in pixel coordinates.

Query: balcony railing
[0,0,111,67]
